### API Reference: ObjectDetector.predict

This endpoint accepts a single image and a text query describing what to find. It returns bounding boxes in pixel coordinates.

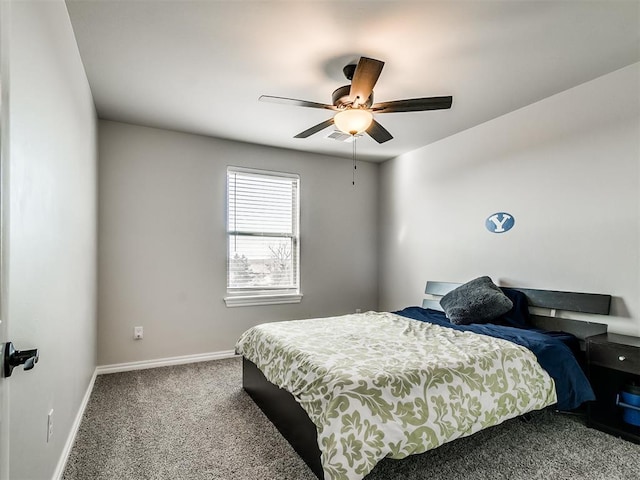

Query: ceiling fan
[259,56,453,144]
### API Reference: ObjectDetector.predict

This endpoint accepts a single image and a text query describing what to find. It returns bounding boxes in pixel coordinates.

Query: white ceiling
[65,1,640,162]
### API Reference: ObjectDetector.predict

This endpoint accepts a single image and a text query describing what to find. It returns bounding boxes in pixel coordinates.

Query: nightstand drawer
[589,342,639,375]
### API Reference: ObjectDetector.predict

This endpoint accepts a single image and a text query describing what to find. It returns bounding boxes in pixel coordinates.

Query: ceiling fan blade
[372,96,453,113]
[293,118,335,138]
[349,57,384,106]
[259,95,336,110]
[366,119,393,144]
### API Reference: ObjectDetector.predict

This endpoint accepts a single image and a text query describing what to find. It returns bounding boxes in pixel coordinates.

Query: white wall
[98,121,378,365]
[379,63,640,337]
[6,1,97,479]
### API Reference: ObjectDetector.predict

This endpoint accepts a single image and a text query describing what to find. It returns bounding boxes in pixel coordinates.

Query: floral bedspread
[235,311,556,480]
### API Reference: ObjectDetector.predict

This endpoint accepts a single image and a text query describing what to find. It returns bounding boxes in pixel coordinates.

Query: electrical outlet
[47,409,54,443]
[134,326,143,340]
[355,308,362,314]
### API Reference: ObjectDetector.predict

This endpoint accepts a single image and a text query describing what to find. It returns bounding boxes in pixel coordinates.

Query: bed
[235,279,612,480]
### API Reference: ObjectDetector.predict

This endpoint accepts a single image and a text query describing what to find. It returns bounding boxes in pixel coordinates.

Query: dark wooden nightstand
[586,333,640,443]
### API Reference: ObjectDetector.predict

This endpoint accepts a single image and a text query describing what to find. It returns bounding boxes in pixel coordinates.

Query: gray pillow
[440,276,513,325]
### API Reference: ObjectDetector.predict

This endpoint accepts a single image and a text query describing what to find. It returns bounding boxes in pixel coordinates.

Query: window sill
[224,293,303,308]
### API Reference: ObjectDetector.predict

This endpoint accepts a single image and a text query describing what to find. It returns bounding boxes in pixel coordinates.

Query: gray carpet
[63,357,640,480]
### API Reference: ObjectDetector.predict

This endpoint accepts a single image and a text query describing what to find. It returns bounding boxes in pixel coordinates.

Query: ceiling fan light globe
[334,109,373,136]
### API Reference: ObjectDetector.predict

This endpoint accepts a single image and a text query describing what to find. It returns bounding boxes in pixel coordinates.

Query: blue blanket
[395,307,594,411]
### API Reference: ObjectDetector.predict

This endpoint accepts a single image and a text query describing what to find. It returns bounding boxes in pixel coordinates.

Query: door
[0,1,8,478]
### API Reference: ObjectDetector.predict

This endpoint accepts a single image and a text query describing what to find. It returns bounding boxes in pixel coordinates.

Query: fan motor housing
[332,85,373,109]
[343,63,357,80]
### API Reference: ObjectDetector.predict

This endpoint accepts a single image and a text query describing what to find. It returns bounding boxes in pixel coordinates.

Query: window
[225,167,301,307]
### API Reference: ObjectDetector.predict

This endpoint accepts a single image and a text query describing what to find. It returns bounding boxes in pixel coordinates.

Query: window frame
[224,166,302,307]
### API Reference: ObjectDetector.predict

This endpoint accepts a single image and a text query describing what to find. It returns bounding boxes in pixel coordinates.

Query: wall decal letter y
[488,213,511,233]
[485,212,515,233]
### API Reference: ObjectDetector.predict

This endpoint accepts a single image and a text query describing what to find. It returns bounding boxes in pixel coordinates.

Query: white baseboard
[95,350,238,375]
[52,368,97,480]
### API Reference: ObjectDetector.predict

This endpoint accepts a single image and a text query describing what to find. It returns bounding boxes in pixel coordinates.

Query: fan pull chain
[352,135,357,186]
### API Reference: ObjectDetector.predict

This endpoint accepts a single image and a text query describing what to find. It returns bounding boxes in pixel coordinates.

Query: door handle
[3,342,39,378]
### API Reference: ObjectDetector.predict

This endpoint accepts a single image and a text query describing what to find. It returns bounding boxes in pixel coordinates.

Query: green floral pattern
[236,312,556,480]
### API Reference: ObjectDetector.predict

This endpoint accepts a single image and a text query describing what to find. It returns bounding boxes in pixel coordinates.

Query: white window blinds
[226,167,300,296]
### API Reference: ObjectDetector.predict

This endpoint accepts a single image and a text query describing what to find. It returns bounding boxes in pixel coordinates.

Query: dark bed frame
[242,283,612,479]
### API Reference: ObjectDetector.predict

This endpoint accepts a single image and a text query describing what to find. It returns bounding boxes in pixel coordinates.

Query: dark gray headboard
[422,281,611,343]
